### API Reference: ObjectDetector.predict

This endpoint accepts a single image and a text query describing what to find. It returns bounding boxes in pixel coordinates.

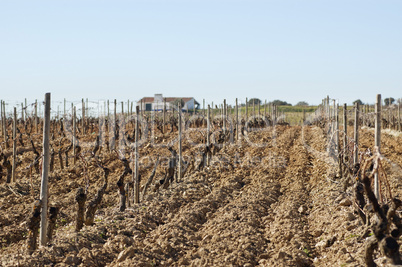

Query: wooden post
[114,99,117,125]
[353,102,359,165]
[0,100,3,137]
[163,98,166,132]
[21,103,24,122]
[235,98,239,141]
[343,103,347,155]
[82,99,85,134]
[127,99,130,118]
[203,99,205,116]
[113,99,117,149]
[11,107,17,183]
[223,99,226,132]
[178,103,182,181]
[40,93,51,246]
[333,99,336,143]
[388,106,391,130]
[134,106,140,204]
[398,99,401,131]
[107,100,110,122]
[246,98,248,121]
[121,101,124,116]
[374,94,381,199]
[207,105,210,166]
[365,104,368,127]
[258,101,260,116]
[24,98,27,120]
[2,101,6,148]
[336,104,341,178]
[326,95,330,118]
[172,104,175,128]
[39,101,41,122]
[35,100,38,133]
[211,101,214,116]
[1,100,3,136]
[73,106,77,164]
[64,98,66,118]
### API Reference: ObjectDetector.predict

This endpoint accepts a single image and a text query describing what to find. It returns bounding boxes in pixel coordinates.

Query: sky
[1,0,401,108]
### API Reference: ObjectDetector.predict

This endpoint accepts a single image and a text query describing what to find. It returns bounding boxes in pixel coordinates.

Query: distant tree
[270,100,292,106]
[384,97,395,106]
[248,98,261,105]
[353,99,364,106]
[296,101,309,106]
[171,98,184,108]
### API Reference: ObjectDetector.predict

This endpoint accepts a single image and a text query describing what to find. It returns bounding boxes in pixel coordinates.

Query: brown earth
[0,124,401,266]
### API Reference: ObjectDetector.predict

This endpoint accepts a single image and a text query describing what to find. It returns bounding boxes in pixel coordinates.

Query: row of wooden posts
[0,96,288,186]
[319,94,402,200]
[0,94,288,248]
[0,97,289,129]
[1,93,399,248]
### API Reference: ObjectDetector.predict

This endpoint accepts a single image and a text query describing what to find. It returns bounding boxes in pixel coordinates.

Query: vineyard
[0,94,401,266]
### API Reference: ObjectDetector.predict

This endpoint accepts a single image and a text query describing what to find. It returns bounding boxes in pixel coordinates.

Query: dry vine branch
[75,187,87,232]
[47,205,60,242]
[360,149,401,266]
[142,157,160,201]
[85,167,109,225]
[27,200,41,253]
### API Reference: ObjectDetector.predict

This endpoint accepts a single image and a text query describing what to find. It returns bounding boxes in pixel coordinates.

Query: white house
[137,94,199,112]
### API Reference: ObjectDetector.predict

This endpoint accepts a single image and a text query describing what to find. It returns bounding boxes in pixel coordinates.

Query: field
[0,100,401,266]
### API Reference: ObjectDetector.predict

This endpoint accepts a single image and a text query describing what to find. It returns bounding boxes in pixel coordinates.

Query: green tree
[248,98,261,105]
[353,99,364,106]
[171,98,184,108]
[296,101,309,106]
[384,97,395,106]
[270,100,292,106]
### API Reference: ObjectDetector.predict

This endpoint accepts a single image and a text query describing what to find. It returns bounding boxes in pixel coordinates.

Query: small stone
[64,255,80,265]
[114,215,125,220]
[259,253,270,260]
[346,212,356,221]
[346,223,356,231]
[335,194,345,202]
[312,230,323,237]
[277,251,289,259]
[315,240,327,250]
[117,247,136,262]
[339,198,352,206]
[298,205,307,214]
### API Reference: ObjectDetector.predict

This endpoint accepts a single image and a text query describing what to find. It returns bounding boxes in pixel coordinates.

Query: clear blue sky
[1,0,401,107]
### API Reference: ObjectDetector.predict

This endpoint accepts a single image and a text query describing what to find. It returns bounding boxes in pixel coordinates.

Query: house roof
[139,97,199,105]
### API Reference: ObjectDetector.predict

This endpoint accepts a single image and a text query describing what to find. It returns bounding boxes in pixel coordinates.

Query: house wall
[137,97,198,111]
[185,99,196,110]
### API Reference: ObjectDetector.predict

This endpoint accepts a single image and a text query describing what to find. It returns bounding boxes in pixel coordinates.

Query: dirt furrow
[260,126,315,266]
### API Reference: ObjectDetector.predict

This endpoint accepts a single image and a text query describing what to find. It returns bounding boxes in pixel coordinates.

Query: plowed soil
[0,124,401,266]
